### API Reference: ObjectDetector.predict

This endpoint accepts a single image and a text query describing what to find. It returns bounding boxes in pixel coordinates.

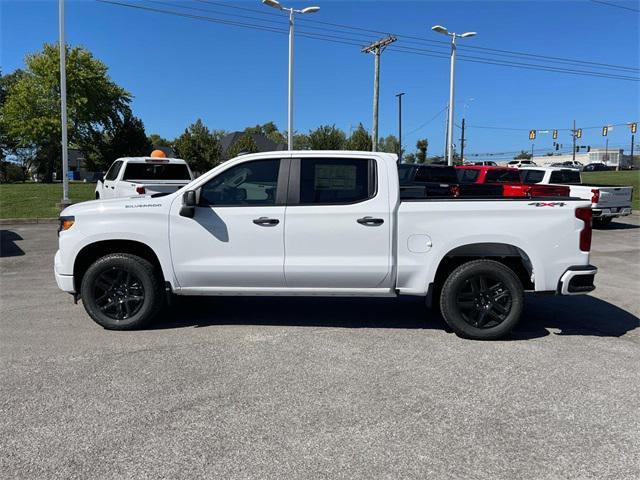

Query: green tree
[514,150,532,160]
[245,121,286,146]
[404,153,417,163]
[227,133,259,159]
[346,123,372,151]
[415,139,428,163]
[379,134,401,157]
[308,125,346,150]
[148,133,172,149]
[293,132,311,150]
[1,43,131,181]
[173,119,221,174]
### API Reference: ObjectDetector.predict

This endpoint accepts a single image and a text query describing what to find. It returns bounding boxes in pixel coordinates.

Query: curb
[0,218,58,225]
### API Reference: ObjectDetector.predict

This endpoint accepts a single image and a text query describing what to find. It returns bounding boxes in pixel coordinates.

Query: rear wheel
[95,192,100,199]
[81,253,164,330]
[439,260,524,340]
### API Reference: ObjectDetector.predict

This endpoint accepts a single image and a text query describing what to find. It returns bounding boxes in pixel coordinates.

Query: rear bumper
[592,207,632,217]
[557,265,597,295]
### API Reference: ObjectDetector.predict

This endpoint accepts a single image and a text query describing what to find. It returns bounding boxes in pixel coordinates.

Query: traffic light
[576,128,582,138]
[552,129,558,140]
[602,126,608,136]
[631,123,638,134]
[529,130,536,140]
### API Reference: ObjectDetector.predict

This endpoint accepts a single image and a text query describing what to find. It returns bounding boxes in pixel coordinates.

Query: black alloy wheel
[93,267,145,321]
[454,274,512,329]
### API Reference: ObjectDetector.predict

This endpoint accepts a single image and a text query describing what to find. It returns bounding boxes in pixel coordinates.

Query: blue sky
[2,0,639,158]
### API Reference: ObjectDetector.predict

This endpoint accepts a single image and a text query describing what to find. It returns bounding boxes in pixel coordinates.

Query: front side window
[298,158,373,205]
[199,159,280,206]
[105,161,123,181]
[521,170,545,184]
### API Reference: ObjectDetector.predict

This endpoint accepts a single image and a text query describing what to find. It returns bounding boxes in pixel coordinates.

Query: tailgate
[136,181,191,195]
[594,186,633,207]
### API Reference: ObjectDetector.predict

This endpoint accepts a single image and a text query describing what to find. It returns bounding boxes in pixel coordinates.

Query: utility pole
[459,118,466,162]
[362,35,396,152]
[395,92,405,161]
[631,134,635,165]
[59,0,70,208]
[572,119,577,162]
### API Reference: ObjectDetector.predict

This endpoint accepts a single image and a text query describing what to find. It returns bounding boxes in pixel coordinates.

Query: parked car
[507,160,537,168]
[582,162,610,172]
[464,161,498,167]
[519,166,633,226]
[398,164,502,198]
[550,161,583,170]
[56,150,597,340]
[95,157,194,199]
[456,165,570,197]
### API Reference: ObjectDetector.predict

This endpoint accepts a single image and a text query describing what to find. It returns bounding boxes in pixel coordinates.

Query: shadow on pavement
[151,293,638,340]
[598,220,640,230]
[0,230,25,257]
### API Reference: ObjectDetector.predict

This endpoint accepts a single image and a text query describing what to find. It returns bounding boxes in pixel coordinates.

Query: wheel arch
[74,240,165,292]
[427,242,534,307]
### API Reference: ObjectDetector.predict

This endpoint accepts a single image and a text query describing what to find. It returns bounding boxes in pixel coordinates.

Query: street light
[431,24,476,165]
[262,0,320,150]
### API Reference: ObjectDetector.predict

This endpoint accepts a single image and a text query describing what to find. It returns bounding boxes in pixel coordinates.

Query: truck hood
[61,194,175,217]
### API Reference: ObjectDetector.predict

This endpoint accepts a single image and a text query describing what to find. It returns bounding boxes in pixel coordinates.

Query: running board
[173,287,397,297]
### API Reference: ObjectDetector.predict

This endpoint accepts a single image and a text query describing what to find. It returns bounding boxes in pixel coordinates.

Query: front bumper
[54,250,75,293]
[557,265,597,295]
[593,207,632,218]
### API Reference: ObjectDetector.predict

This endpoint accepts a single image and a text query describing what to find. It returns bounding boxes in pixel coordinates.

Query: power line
[590,0,640,13]
[96,1,640,82]
[196,0,640,73]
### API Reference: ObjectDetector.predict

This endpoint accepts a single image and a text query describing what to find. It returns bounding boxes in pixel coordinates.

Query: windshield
[485,169,521,183]
[123,163,191,181]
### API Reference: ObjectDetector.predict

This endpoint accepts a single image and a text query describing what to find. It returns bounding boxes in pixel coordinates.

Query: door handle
[357,216,384,226]
[253,217,280,226]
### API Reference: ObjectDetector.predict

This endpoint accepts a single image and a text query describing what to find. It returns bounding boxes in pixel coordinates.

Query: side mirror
[180,190,197,218]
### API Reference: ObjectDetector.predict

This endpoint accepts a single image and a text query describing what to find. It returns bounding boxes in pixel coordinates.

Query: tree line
[0,43,435,183]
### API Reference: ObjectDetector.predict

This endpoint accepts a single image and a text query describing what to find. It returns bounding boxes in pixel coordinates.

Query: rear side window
[298,158,374,205]
[414,166,457,183]
[105,161,123,181]
[521,170,545,184]
[485,169,521,183]
[123,163,191,181]
[549,170,581,184]
[397,165,416,183]
[457,169,479,183]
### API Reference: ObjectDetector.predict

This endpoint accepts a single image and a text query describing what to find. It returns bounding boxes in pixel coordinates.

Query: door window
[520,170,545,184]
[549,170,581,184]
[297,158,374,205]
[199,159,281,206]
[457,169,480,183]
[105,161,123,181]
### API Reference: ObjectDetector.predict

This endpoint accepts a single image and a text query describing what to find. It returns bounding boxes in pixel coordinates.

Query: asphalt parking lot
[1,217,639,480]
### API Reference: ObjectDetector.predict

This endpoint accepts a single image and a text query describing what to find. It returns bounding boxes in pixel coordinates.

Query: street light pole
[59,0,70,207]
[395,92,405,161]
[431,25,476,166]
[262,0,320,150]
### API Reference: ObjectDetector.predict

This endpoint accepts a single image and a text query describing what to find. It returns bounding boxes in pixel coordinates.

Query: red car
[456,165,570,197]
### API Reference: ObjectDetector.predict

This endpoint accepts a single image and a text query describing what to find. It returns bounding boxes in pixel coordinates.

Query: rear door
[283,156,391,288]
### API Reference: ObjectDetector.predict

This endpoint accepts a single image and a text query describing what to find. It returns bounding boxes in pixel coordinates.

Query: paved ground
[1,217,639,480]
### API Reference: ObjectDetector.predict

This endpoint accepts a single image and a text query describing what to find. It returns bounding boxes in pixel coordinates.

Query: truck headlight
[58,216,75,235]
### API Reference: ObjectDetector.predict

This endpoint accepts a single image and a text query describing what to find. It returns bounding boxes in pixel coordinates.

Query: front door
[170,158,288,289]
[283,157,392,289]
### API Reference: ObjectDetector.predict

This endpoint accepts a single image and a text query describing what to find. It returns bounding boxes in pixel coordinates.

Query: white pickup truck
[95,156,194,199]
[519,167,633,226]
[55,151,597,340]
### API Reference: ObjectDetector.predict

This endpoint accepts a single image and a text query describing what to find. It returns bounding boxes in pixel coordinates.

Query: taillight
[575,207,592,252]
[450,185,460,197]
[591,188,600,204]
[136,186,146,194]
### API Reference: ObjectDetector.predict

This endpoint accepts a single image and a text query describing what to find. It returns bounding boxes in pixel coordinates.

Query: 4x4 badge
[528,202,566,207]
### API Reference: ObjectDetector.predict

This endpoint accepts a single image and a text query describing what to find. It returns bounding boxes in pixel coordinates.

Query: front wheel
[81,253,164,330]
[439,260,524,340]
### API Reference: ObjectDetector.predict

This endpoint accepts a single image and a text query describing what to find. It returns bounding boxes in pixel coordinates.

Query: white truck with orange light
[519,166,633,226]
[56,151,597,340]
[95,156,193,199]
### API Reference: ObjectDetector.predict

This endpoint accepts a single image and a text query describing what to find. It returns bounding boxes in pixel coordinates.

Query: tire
[439,259,524,340]
[81,253,164,330]
[593,217,612,228]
